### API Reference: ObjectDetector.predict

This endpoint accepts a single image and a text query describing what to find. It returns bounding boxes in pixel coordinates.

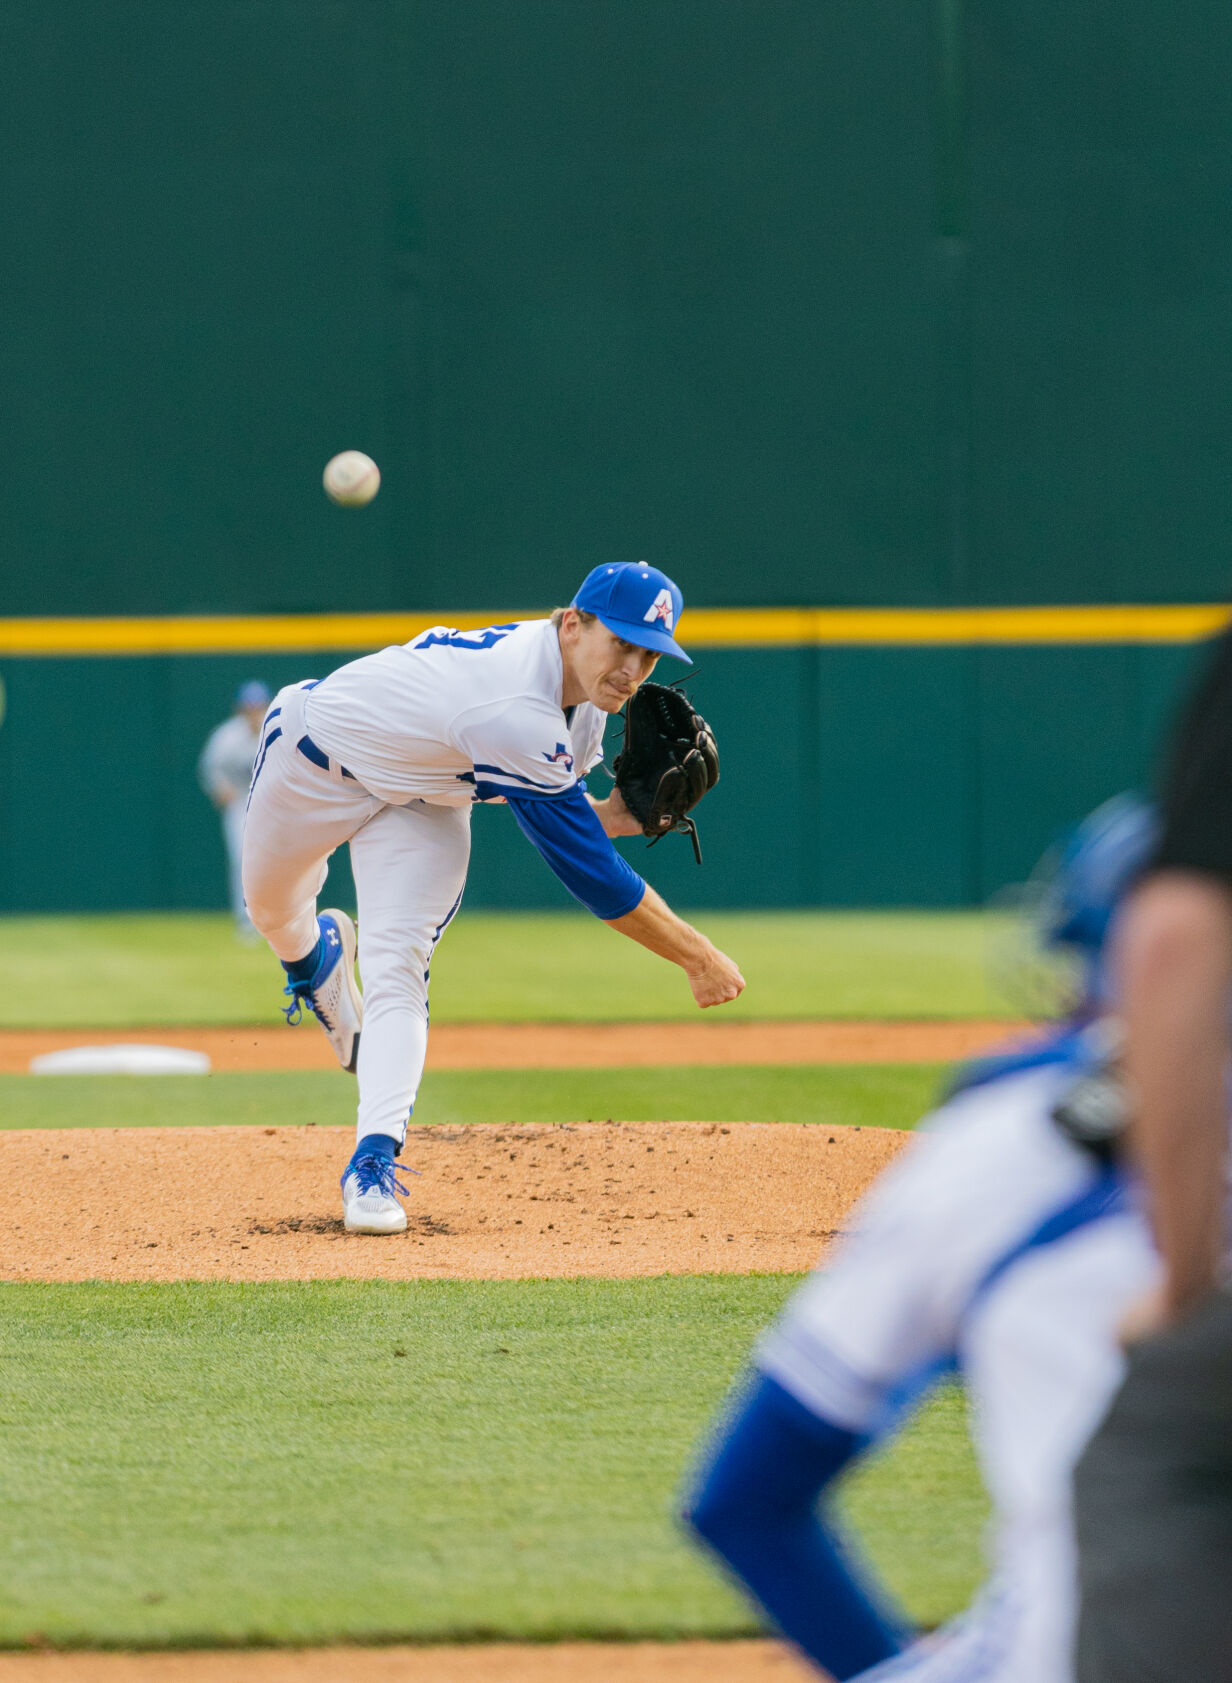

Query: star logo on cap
[644,588,675,630]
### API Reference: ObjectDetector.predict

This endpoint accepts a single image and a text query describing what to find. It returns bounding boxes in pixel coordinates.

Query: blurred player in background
[683,797,1181,1683]
[1074,631,1232,1681]
[197,679,271,941]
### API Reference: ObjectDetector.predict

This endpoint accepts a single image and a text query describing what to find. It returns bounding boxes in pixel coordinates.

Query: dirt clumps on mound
[0,1120,907,1284]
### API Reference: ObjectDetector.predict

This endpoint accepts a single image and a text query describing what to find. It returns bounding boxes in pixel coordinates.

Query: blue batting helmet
[1037,793,1160,960]
[989,793,1160,1021]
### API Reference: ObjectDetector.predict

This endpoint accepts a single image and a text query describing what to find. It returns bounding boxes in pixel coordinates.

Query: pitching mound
[0,1120,907,1283]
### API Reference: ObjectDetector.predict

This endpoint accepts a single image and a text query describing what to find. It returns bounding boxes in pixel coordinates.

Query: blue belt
[297,734,356,780]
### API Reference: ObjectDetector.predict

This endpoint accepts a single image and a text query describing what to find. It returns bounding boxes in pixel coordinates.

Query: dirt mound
[0,1120,907,1283]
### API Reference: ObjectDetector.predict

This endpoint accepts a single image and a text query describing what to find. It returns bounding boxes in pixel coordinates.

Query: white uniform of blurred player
[197,680,270,939]
[685,798,1193,1683]
[240,563,744,1234]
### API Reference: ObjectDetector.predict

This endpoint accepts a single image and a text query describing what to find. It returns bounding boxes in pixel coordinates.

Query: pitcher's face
[560,612,659,713]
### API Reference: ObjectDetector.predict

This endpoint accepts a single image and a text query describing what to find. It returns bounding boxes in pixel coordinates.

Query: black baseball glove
[611,681,719,863]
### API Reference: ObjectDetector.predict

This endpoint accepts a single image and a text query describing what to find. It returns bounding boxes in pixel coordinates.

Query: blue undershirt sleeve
[506,787,647,921]
[683,1371,911,1679]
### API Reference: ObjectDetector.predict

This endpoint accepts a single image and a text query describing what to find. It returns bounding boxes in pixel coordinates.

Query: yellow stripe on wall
[682,604,1232,645]
[0,612,511,658]
[0,603,1229,657]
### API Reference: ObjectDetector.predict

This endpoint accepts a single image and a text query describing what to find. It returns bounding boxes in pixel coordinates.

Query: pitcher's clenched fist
[687,946,746,1009]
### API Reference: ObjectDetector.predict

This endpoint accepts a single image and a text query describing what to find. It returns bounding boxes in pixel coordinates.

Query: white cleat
[341,1156,411,1235]
[283,908,363,1073]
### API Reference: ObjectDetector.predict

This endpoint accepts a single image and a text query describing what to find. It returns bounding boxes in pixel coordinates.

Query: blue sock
[349,1133,398,1168]
[684,1372,909,1679]
[282,931,324,987]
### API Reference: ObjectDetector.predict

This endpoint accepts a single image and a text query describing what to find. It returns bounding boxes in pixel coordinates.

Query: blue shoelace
[281,978,333,1030]
[342,1153,420,1199]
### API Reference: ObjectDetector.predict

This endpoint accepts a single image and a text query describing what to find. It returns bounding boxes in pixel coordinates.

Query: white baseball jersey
[757,1065,1164,1683]
[301,619,608,807]
[242,618,643,1146]
[197,713,262,802]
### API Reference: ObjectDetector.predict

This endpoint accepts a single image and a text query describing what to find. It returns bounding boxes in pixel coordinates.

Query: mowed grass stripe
[0,910,1018,1028]
[0,1065,946,1132]
[0,1279,986,1647]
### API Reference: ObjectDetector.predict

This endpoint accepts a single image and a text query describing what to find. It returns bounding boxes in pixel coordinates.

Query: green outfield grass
[0,1064,945,1132]
[0,1279,986,1648]
[0,910,1022,1028]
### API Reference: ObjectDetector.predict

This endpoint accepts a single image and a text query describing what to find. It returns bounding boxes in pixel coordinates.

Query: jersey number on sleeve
[413,625,518,653]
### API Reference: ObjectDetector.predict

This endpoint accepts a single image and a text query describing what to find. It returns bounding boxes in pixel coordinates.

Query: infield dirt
[0,1120,906,1282]
[0,1018,1025,1074]
[0,1640,814,1682]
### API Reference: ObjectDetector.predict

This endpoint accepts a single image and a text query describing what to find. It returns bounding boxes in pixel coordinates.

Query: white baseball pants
[242,682,471,1146]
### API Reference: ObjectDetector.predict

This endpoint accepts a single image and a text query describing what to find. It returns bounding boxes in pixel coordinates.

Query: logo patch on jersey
[543,743,575,772]
[644,588,675,630]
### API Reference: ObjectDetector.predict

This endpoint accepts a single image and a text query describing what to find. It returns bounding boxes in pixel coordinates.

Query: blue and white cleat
[341,1153,412,1235]
[283,909,363,1073]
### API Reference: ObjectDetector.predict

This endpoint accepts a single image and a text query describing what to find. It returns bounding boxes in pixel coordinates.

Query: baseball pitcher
[241,562,742,1233]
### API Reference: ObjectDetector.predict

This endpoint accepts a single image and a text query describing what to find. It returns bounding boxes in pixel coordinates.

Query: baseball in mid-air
[323,450,380,507]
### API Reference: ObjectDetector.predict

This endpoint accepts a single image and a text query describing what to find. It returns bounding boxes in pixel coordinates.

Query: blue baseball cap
[235,680,272,710]
[572,562,689,661]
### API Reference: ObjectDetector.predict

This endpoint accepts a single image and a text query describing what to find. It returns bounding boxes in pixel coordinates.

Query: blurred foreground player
[1074,633,1232,1682]
[684,799,1181,1682]
[198,679,271,939]
[241,563,743,1234]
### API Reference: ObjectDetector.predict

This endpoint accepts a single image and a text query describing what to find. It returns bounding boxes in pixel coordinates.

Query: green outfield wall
[3,2,1231,617]
[3,3,1229,908]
